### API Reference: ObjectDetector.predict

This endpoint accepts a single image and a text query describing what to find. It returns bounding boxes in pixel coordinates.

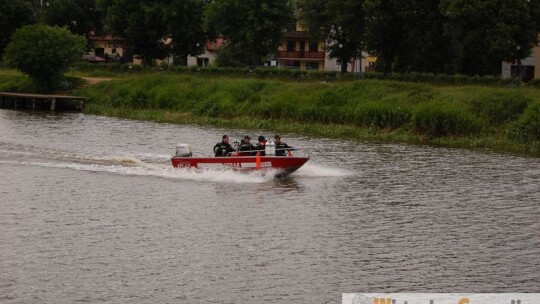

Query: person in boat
[255,135,267,156]
[274,134,293,156]
[238,135,256,156]
[213,134,234,157]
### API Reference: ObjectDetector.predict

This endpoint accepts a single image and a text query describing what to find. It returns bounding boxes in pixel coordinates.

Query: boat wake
[294,163,353,177]
[0,159,277,184]
[0,141,351,183]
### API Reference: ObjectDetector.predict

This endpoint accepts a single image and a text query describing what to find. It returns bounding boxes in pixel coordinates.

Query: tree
[105,0,168,66]
[393,0,453,74]
[298,0,364,73]
[529,0,540,41]
[204,0,294,66]
[3,24,86,92]
[364,0,408,75]
[441,0,537,75]
[164,0,207,66]
[0,0,36,57]
[40,0,103,44]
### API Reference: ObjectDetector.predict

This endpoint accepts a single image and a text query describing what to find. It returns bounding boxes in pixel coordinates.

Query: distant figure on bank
[213,135,234,157]
[255,135,267,156]
[239,135,256,156]
[274,134,293,156]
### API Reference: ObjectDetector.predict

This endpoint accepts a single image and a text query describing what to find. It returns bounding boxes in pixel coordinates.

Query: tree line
[1,0,539,75]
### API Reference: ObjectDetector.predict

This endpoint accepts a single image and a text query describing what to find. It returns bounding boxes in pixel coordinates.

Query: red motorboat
[170,144,309,177]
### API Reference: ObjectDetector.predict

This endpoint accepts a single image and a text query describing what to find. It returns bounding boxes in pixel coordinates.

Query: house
[502,36,540,81]
[277,22,375,73]
[277,23,326,71]
[90,35,125,62]
[187,38,224,67]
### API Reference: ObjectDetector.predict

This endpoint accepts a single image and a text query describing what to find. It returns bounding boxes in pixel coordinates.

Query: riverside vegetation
[1,69,539,156]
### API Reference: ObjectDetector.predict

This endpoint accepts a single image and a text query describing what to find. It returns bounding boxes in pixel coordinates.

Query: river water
[0,109,539,303]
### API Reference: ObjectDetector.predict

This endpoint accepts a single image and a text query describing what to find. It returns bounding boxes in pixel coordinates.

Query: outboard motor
[175,144,192,157]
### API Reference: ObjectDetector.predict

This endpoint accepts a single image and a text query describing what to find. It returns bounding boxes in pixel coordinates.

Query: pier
[0,92,86,111]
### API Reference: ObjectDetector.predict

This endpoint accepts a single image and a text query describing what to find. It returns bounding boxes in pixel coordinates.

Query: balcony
[277,50,325,60]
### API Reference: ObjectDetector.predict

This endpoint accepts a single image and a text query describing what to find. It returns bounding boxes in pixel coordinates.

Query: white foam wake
[294,163,353,177]
[0,159,276,184]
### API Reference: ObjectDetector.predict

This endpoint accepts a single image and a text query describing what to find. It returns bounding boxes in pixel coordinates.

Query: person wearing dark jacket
[274,134,293,156]
[255,135,267,156]
[213,135,234,157]
[239,135,256,156]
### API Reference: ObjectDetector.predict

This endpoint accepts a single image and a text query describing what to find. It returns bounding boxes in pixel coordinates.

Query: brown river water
[0,109,539,303]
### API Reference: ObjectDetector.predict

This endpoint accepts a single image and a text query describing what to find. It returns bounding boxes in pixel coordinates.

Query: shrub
[3,24,86,92]
[355,102,412,129]
[508,101,540,142]
[528,79,540,88]
[412,102,482,137]
[469,92,529,126]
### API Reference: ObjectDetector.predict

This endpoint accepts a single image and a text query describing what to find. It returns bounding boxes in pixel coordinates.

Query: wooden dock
[0,92,87,111]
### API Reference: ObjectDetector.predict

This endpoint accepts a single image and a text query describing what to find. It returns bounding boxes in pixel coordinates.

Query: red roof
[206,38,225,51]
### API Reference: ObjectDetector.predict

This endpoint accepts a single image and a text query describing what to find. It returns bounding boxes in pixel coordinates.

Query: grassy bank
[70,73,540,156]
[0,69,84,93]
[1,68,538,156]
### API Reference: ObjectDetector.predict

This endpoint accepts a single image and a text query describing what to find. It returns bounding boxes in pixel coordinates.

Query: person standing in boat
[239,135,256,156]
[255,135,267,156]
[213,135,234,157]
[274,134,293,156]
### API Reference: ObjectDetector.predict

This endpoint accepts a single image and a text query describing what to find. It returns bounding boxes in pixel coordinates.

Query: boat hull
[170,156,309,177]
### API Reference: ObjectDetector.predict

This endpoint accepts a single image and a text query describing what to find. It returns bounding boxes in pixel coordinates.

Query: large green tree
[3,24,86,92]
[105,0,168,65]
[298,0,364,73]
[164,0,207,66]
[364,0,408,75]
[441,0,537,75]
[393,0,452,74]
[204,0,294,66]
[40,0,102,42]
[0,0,36,57]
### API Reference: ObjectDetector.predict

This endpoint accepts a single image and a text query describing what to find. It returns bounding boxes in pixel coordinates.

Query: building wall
[535,46,540,79]
[324,56,361,73]
[92,39,124,57]
[187,50,218,67]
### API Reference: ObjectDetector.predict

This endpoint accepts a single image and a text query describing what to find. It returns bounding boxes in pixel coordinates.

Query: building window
[283,60,300,68]
[95,48,105,57]
[287,41,296,51]
[111,48,116,54]
[197,57,209,67]
[299,41,306,52]
[309,42,318,52]
[306,62,319,70]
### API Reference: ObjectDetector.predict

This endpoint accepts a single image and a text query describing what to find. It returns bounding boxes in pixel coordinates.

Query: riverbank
[74,73,540,156]
[1,69,539,156]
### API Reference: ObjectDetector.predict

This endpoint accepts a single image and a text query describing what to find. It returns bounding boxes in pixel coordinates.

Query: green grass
[0,69,84,93]
[2,68,539,156]
[73,73,540,156]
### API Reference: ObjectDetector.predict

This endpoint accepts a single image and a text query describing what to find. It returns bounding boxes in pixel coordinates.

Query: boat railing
[176,147,308,158]
[226,148,307,157]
